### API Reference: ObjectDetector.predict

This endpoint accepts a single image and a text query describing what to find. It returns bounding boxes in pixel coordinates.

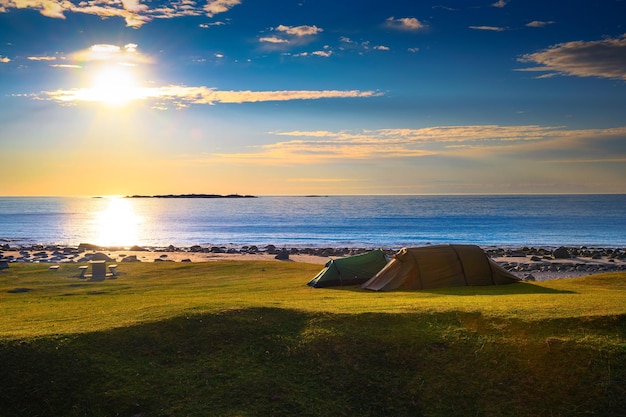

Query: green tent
[362,244,520,291]
[307,249,389,288]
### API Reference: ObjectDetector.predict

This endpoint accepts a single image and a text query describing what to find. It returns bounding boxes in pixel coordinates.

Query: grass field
[1,261,625,417]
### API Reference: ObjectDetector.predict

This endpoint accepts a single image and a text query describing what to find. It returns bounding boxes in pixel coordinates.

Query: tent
[307,249,389,288]
[362,244,519,291]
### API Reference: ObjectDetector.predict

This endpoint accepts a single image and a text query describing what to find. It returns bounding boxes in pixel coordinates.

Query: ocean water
[0,195,625,249]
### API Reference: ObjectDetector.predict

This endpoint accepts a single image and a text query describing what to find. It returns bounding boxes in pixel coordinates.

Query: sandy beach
[1,244,625,282]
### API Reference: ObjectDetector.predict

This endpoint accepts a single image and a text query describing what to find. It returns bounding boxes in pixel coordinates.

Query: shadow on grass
[325,282,575,295]
[1,307,624,417]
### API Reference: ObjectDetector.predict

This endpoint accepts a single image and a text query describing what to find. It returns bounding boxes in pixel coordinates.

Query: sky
[1,0,625,196]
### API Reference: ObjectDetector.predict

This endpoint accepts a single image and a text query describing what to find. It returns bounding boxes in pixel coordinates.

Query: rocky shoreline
[1,243,625,281]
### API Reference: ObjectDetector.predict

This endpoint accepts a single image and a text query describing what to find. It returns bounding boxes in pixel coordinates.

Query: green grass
[1,261,625,416]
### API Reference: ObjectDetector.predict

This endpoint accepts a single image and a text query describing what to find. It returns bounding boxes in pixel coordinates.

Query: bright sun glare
[95,197,142,247]
[87,65,142,107]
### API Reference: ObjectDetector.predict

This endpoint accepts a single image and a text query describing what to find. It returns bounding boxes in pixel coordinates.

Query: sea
[0,195,625,250]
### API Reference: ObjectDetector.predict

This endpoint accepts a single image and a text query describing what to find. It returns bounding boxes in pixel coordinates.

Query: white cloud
[260,24,323,47]
[492,0,508,8]
[204,0,241,18]
[70,43,152,65]
[469,25,505,32]
[35,85,381,107]
[311,50,332,57]
[199,22,226,28]
[121,0,147,14]
[276,24,323,37]
[28,56,57,61]
[1,0,239,28]
[385,17,426,31]
[526,20,555,28]
[40,0,69,18]
[259,36,289,44]
[374,45,390,51]
[0,56,11,63]
[518,33,626,80]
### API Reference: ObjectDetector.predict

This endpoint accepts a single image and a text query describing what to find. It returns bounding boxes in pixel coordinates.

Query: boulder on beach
[121,255,140,262]
[553,247,571,259]
[78,243,100,251]
[90,252,114,261]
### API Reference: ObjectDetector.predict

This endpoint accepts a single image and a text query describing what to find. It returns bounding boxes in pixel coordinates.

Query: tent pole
[450,244,469,286]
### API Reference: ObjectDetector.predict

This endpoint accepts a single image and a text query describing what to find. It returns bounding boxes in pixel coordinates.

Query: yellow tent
[362,244,519,291]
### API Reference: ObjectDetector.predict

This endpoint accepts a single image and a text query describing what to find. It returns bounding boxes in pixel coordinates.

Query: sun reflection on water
[94,197,142,247]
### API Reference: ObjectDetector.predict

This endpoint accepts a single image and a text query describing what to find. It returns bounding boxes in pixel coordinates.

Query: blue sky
[1,0,625,196]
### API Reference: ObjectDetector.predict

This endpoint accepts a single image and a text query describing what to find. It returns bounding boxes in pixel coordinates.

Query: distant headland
[126,194,257,199]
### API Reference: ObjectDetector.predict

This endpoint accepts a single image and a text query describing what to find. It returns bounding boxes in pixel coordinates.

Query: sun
[85,65,143,107]
[94,197,142,247]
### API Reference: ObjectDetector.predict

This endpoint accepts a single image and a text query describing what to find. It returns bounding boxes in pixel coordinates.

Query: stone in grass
[8,288,31,293]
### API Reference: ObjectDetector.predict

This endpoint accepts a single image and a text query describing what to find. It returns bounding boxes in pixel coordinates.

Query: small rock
[121,255,140,262]
[91,252,114,261]
[553,247,571,259]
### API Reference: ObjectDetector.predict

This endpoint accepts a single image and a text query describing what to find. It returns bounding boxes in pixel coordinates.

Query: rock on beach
[1,244,625,281]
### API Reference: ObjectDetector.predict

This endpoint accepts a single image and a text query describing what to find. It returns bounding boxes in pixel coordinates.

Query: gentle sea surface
[0,195,625,249]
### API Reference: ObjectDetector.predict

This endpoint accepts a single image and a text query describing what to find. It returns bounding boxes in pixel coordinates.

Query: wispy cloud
[491,0,508,8]
[260,24,323,46]
[69,43,152,64]
[35,86,381,107]
[15,43,150,68]
[259,36,289,44]
[540,157,626,164]
[469,25,506,32]
[385,17,426,31]
[285,178,358,183]
[199,21,227,28]
[518,33,626,80]
[50,64,82,68]
[202,125,626,166]
[526,20,555,28]
[27,56,57,61]
[311,50,332,57]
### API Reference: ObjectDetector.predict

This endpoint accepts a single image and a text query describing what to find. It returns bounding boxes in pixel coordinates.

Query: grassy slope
[1,262,625,417]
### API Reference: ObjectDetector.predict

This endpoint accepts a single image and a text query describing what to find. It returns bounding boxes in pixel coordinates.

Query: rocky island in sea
[126,193,257,199]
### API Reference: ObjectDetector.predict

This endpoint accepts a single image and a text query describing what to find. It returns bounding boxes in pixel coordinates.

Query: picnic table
[78,261,118,279]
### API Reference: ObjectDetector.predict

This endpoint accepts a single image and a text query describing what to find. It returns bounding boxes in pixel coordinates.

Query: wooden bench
[78,265,89,278]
